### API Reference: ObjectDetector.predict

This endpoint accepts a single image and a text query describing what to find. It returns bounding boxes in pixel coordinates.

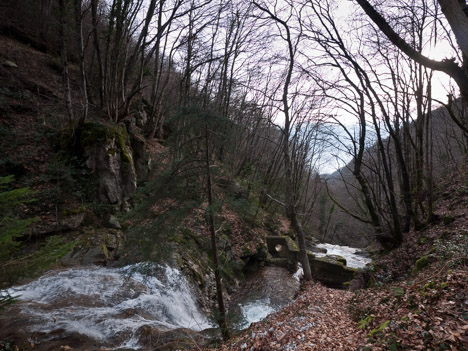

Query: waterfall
[6,264,214,349]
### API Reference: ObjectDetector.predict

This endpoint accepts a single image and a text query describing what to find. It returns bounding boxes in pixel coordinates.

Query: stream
[315,243,372,268]
[0,244,370,350]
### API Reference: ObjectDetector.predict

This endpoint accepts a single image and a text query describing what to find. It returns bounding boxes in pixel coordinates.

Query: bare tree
[253,1,313,281]
[58,0,74,122]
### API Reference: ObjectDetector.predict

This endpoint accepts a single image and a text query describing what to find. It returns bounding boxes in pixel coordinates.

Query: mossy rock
[79,122,132,163]
[325,254,347,266]
[415,255,429,272]
[308,256,357,288]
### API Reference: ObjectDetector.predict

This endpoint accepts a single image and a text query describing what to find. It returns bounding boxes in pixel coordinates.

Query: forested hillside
[0,0,467,350]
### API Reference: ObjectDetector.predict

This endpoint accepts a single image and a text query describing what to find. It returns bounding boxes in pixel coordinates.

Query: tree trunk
[74,0,88,125]
[58,0,74,122]
[205,125,229,341]
[91,0,104,108]
[438,0,468,58]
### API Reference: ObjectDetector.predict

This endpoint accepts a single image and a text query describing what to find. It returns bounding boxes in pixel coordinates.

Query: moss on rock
[415,255,429,272]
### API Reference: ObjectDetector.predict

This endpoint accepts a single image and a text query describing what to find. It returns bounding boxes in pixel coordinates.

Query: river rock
[305,236,327,253]
[325,254,347,266]
[307,253,356,288]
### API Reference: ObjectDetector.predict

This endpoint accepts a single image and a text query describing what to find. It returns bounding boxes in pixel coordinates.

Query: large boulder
[307,253,356,288]
[325,254,347,266]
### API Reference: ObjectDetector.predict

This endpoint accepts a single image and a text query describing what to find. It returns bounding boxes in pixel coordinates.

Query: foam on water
[315,243,371,268]
[238,298,276,329]
[7,264,214,348]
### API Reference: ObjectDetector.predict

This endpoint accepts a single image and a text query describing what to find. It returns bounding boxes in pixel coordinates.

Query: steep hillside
[0,34,294,300]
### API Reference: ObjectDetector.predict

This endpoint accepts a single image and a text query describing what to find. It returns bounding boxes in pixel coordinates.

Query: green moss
[79,122,132,164]
[358,315,374,329]
[61,206,86,216]
[415,255,429,272]
[80,122,110,147]
[2,236,79,286]
[115,125,132,164]
[368,320,390,338]
[392,287,405,297]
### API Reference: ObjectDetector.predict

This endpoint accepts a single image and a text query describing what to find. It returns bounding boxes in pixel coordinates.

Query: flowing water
[315,243,372,268]
[1,264,214,349]
[0,244,369,349]
[229,266,300,330]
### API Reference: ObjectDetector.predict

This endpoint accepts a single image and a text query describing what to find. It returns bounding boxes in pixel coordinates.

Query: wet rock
[325,254,347,266]
[228,267,300,329]
[354,249,369,257]
[307,253,356,288]
[266,236,356,287]
[305,236,327,253]
[308,246,327,254]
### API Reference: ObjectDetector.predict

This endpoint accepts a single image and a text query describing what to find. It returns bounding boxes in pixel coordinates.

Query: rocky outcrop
[61,228,123,266]
[21,213,85,239]
[80,122,137,211]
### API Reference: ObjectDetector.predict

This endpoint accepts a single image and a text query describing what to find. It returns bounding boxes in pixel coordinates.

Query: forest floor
[203,165,468,351]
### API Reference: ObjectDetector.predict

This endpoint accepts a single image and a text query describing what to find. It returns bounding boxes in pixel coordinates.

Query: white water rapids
[315,243,372,268]
[5,264,214,349]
